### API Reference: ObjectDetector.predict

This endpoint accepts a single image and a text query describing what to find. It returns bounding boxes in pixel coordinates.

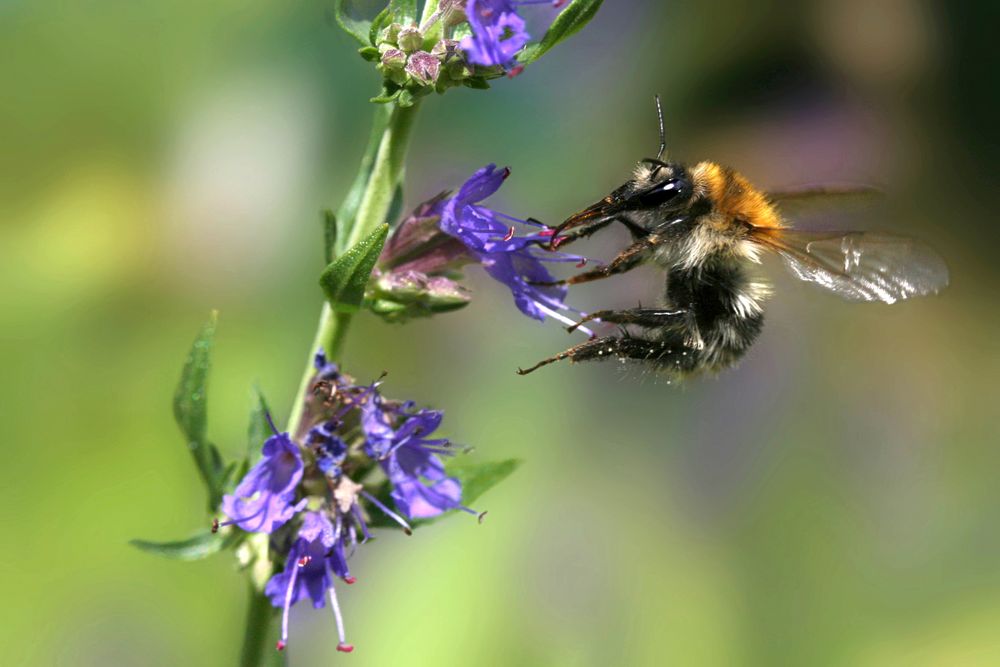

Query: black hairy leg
[531,235,659,287]
[566,307,687,333]
[516,332,697,375]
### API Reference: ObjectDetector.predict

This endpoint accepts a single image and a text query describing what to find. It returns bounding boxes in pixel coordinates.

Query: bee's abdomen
[663,258,768,373]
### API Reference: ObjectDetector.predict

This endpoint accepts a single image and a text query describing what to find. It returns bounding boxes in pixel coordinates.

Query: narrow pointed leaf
[320,224,390,313]
[173,312,226,509]
[369,6,393,46]
[130,530,239,561]
[247,385,272,465]
[517,0,604,65]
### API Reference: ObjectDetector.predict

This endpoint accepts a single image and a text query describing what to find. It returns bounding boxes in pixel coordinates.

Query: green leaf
[246,384,272,466]
[517,0,604,65]
[333,0,375,46]
[173,312,226,509]
[319,224,389,313]
[220,460,241,491]
[364,458,522,530]
[446,458,522,506]
[370,87,403,104]
[358,45,380,62]
[130,530,239,561]
[369,6,393,46]
[389,0,417,24]
[322,209,338,264]
[463,77,491,90]
[397,88,416,107]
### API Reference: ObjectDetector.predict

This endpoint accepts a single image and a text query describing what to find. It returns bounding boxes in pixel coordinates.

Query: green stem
[340,102,421,253]
[285,100,421,436]
[239,586,283,667]
[420,0,440,24]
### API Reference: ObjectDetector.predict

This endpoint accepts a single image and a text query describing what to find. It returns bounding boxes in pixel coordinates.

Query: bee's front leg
[530,236,658,287]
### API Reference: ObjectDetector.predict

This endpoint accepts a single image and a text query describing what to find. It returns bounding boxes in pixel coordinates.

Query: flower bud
[379,23,402,46]
[430,38,459,61]
[447,60,473,82]
[397,26,423,53]
[379,193,470,275]
[439,0,467,27]
[370,270,471,322]
[380,48,407,71]
[406,51,440,86]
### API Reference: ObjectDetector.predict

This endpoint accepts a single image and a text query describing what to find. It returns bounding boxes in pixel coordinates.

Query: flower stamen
[361,491,413,535]
[328,586,353,653]
[279,555,301,650]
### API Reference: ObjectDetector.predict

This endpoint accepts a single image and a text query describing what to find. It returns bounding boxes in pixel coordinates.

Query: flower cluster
[376,164,590,329]
[364,0,569,104]
[216,352,475,653]
[374,21,482,96]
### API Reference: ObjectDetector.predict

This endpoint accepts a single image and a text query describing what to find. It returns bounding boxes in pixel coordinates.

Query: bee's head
[551,160,694,244]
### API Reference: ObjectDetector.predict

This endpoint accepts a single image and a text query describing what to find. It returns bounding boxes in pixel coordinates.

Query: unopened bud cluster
[358,4,509,105]
[371,22,503,102]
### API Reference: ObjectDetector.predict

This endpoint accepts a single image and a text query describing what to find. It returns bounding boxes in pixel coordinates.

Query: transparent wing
[767,185,883,219]
[762,230,949,304]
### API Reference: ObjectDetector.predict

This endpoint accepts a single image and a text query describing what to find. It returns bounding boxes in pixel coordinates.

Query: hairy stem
[340,102,421,252]
[286,100,421,436]
[239,586,284,667]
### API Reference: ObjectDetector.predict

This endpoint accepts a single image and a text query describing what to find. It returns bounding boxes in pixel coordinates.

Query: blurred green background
[2,1,998,665]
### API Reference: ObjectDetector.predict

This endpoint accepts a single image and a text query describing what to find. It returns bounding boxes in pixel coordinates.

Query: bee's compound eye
[638,178,686,207]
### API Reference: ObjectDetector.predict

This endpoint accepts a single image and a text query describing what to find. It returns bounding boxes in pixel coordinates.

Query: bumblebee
[517,98,949,376]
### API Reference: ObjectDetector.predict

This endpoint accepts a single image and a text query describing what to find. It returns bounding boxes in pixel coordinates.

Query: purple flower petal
[438,164,584,322]
[221,433,304,534]
[265,512,335,610]
[360,396,465,519]
[461,1,531,67]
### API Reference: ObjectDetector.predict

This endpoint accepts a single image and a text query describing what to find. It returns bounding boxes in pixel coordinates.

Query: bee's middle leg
[516,333,690,375]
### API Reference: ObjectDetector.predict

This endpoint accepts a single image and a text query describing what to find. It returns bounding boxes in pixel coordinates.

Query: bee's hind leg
[516,333,693,375]
[566,307,687,333]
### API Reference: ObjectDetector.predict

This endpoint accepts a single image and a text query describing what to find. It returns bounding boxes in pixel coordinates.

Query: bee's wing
[758,230,949,304]
[767,185,883,219]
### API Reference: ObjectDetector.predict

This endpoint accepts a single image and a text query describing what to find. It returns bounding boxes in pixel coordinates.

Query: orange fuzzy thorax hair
[690,161,784,230]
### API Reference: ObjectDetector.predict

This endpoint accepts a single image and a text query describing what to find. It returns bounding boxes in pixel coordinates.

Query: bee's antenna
[654,94,666,161]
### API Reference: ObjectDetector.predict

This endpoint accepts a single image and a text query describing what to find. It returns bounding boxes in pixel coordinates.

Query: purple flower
[306,420,348,479]
[461,3,529,68]
[204,354,487,656]
[265,511,354,654]
[440,164,585,324]
[220,430,305,534]
[361,395,468,519]
[460,0,563,68]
